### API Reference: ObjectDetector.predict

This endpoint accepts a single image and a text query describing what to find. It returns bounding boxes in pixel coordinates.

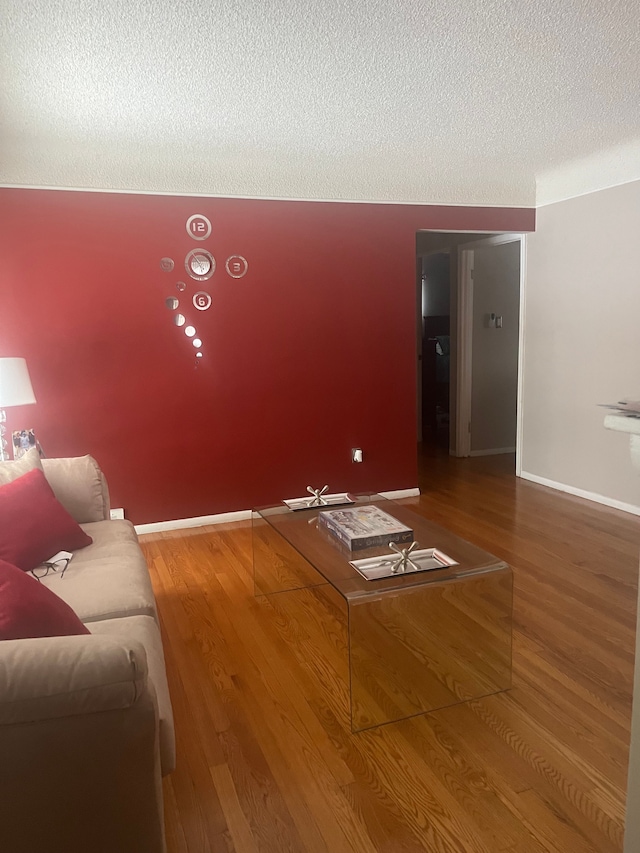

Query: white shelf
[604,413,640,473]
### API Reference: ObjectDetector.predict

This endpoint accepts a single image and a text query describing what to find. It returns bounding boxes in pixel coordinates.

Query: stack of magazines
[318,506,414,552]
[600,399,640,419]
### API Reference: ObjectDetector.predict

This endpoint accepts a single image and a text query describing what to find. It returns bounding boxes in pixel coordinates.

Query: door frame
[455,247,474,458]
[453,233,526,474]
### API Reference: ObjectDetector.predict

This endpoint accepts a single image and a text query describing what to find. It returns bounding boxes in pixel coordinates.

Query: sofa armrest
[0,635,165,853]
[42,455,111,523]
[0,634,147,725]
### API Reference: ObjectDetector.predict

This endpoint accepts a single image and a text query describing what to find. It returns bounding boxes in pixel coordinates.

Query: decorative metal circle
[192,338,202,348]
[225,255,248,279]
[195,352,203,358]
[165,297,179,310]
[184,325,196,337]
[176,281,186,292]
[174,313,186,327]
[186,214,212,241]
[185,249,215,281]
[193,291,212,311]
[160,257,174,272]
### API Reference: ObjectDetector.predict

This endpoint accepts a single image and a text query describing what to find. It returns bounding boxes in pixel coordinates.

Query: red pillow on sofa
[0,468,92,571]
[0,559,89,640]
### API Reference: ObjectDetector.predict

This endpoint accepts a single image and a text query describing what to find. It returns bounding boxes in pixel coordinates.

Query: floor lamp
[0,358,36,462]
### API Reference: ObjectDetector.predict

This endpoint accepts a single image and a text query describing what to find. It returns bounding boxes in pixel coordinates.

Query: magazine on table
[318,506,414,552]
[599,399,640,418]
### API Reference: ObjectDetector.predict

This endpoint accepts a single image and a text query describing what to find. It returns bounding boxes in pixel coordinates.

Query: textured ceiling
[2,0,640,206]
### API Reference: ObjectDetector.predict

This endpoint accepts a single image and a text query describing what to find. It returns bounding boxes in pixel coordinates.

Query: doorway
[420,252,451,449]
[416,231,525,470]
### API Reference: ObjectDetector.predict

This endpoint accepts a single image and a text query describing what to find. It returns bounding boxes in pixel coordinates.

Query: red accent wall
[0,189,534,523]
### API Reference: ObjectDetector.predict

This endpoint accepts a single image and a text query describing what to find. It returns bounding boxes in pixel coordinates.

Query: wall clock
[225,255,248,279]
[193,291,212,311]
[186,214,212,241]
[185,249,215,281]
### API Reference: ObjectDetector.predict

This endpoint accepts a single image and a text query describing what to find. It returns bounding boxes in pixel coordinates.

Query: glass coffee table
[253,493,513,732]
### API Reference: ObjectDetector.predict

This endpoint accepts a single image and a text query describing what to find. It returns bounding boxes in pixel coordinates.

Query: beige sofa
[0,454,174,853]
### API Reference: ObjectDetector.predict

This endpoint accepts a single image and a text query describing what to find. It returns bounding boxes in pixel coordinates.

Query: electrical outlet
[110,508,125,520]
[352,448,363,463]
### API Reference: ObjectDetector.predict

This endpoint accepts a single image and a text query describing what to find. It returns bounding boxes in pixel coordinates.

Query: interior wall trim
[0,183,534,209]
[469,447,516,457]
[135,510,252,535]
[378,487,421,500]
[134,487,421,535]
[520,471,640,517]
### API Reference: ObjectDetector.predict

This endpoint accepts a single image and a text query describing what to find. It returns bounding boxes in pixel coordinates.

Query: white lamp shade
[0,358,36,407]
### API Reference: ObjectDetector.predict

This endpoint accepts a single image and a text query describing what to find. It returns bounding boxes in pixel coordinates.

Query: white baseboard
[470,447,516,457]
[134,487,421,535]
[519,471,640,516]
[379,487,421,500]
[135,509,252,535]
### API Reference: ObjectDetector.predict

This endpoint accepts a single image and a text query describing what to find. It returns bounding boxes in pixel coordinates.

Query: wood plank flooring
[139,445,639,853]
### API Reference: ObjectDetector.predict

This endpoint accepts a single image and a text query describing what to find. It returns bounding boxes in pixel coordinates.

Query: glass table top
[253,493,508,602]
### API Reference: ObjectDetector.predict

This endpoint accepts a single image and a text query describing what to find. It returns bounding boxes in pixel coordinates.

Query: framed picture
[12,428,37,459]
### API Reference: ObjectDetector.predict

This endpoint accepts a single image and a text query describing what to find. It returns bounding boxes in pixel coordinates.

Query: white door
[453,235,525,468]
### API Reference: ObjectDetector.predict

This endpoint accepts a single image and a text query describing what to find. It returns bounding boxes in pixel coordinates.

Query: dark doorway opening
[421,253,450,449]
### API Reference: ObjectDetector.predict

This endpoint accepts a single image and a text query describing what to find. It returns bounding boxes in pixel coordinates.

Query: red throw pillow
[0,468,93,571]
[0,559,89,640]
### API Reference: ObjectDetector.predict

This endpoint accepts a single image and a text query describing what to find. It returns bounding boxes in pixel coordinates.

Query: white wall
[522,179,640,512]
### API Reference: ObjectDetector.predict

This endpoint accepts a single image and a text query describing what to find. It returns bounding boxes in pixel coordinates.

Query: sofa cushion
[0,446,43,486]
[41,455,110,524]
[0,559,89,640]
[89,614,176,775]
[40,519,157,624]
[0,469,93,571]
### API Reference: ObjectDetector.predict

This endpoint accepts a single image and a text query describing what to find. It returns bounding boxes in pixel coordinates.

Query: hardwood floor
[140,446,639,853]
